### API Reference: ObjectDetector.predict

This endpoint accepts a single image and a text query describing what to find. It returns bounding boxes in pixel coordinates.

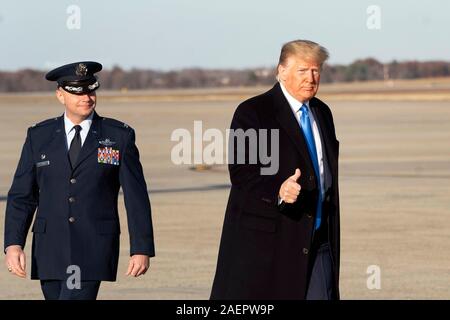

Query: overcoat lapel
[272,83,316,176]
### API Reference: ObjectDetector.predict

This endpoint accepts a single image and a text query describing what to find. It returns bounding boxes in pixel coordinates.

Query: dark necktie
[299,104,322,230]
[69,125,82,168]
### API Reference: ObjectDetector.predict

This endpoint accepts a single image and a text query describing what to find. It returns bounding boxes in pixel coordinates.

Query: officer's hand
[279,168,302,204]
[126,254,149,277]
[5,245,26,278]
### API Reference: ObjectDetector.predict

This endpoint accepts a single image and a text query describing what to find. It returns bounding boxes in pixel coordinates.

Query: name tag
[98,147,120,165]
[36,160,50,167]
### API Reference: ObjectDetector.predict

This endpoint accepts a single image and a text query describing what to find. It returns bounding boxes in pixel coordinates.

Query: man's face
[56,88,96,120]
[278,55,321,103]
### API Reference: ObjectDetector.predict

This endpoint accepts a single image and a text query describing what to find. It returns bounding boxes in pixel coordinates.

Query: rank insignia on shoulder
[98,147,120,165]
[99,138,116,146]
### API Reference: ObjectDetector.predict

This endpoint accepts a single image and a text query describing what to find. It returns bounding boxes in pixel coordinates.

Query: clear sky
[0,0,449,71]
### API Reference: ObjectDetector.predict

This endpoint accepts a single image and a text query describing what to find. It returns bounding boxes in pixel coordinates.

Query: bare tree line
[1,58,449,92]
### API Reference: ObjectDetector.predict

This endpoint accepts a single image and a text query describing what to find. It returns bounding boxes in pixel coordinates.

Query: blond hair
[277,40,329,75]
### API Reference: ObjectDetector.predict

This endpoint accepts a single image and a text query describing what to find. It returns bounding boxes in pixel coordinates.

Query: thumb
[125,259,134,276]
[290,168,301,181]
[19,252,26,272]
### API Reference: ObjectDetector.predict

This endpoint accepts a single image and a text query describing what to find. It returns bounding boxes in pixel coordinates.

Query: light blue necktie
[299,104,322,230]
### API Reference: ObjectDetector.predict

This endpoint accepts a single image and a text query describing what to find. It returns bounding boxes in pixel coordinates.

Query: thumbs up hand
[279,168,301,204]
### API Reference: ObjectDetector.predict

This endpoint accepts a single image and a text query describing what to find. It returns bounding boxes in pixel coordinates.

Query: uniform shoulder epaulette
[30,117,59,129]
[101,117,132,130]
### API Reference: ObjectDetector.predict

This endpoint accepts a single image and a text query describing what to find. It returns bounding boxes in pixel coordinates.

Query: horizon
[1,57,450,73]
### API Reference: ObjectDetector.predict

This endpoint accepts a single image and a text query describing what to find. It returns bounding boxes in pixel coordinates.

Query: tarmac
[0,82,449,299]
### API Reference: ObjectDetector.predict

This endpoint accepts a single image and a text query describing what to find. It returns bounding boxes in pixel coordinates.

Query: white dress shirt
[279,82,326,199]
[64,112,94,150]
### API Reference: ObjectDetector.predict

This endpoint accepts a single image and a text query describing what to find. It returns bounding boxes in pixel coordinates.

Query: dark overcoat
[211,83,340,299]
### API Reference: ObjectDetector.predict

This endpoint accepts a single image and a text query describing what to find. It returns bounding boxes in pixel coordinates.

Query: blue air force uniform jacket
[4,111,155,281]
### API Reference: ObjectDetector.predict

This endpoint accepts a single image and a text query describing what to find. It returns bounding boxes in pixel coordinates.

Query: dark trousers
[40,280,101,300]
[306,242,335,300]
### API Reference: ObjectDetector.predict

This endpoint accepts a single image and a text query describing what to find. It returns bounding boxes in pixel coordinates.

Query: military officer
[3,61,155,300]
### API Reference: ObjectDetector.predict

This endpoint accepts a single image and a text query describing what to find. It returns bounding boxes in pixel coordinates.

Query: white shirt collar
[279,81,310,114]
[64,111,94,136]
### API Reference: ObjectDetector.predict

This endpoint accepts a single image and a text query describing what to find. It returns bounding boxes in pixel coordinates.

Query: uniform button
[326,195,331,202]
[302,248,309,255]
[309,175,314,181]
[70,178,77,184]
[68,217,75,223]
[69,197,75,203]
[306,213,313,219]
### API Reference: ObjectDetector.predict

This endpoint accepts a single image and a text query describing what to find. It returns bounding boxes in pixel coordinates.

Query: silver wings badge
[99,138,116,146]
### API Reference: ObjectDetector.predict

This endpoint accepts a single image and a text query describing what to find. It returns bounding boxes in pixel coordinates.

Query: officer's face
[56,89,96,122]
[278,55,321,103]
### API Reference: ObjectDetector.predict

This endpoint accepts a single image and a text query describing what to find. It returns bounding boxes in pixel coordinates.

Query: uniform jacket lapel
[44,115,72,174]
[72,111,102,171]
